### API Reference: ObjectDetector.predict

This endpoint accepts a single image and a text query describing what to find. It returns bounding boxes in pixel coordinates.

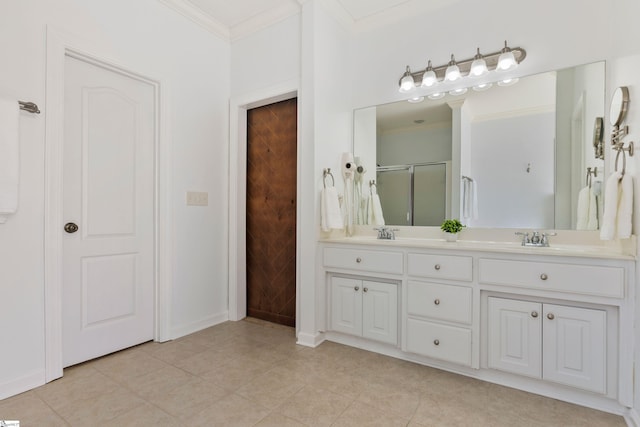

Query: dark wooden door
[246,98,297,327]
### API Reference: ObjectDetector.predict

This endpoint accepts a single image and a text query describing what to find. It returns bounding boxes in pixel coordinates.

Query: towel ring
[369,180,377,195]
[586,167,597,187]
[323,168,335,188]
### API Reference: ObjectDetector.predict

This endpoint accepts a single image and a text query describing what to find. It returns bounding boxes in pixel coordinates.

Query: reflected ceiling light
[427,92,445,100]
[408,96,425,103]
[396,41,526,94]
[469,48,488,77]
[497,40,518,72]
[399,65,416,93]
[498,77,519,86]
[444,55,461,82]
[472,82,493,91]
[421,60,438,87]
[449,87,468,96]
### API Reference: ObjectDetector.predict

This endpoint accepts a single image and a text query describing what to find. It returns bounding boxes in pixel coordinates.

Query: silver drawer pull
[433,339,440,346]
[363,287,368,293]
[547,313,555,320]
[540,273,548,281]
[434,299,440,305]
[354,286,359,291]
[434,264,441,270]
[356,257,362,263]
[531,311,538,318]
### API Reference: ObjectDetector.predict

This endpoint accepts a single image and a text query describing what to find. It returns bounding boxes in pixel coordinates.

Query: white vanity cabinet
[404,253,475,366]
[330,276,398,345]
[320,239,635,411]
[488,297,606,394]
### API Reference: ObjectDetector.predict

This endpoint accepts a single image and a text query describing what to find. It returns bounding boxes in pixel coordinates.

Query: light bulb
[427,92,445,100]
[469,48,488,77]
[399,65,415,93]
[497,41,517,72]
[407,96,425,103]
[444,55,461,82]
[421,60,438,87]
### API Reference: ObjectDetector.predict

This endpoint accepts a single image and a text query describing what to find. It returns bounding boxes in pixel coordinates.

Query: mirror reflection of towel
[462,179,478,220]
[576,186,598,230]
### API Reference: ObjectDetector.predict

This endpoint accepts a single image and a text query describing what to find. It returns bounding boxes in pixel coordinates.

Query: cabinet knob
[540,273,548,281]
[531,311,538,318]
[356,257,362,263]
[354,286,359,291]
[547,313,555,320]
[434,299,440,306]
[363,287,369,293]
[433,339,440,346]
[434,264,441,270]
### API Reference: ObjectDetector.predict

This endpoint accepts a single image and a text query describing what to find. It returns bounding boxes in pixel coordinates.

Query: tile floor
[0,318,627,426]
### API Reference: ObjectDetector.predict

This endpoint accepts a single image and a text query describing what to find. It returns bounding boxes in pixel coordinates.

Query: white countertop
[320,228,636,261]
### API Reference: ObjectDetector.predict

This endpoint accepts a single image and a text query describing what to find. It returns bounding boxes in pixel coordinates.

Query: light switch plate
[186,191,208,206]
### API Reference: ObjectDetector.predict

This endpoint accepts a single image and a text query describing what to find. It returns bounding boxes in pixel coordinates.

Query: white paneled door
[62,55,155,367]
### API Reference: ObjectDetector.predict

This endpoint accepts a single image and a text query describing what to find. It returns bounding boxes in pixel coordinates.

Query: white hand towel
[371,193,385,226]
[586,188,598,230]
[576,186,590,230]
[321,186,343,232]
[617,173,633,238]
[600,171,633,240]
[366,194,373,225]
[462,179,478,220]
[0,98,19,223]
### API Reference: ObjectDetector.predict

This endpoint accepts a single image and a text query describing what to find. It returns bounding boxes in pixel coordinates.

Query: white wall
[0,0,229,398]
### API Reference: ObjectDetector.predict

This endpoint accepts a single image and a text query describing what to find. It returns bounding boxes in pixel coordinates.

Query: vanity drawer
[408,253,472,282]
[407,281,472,324]
[478,258,624,298]
[323,247,403,275]
[406,318,472,366]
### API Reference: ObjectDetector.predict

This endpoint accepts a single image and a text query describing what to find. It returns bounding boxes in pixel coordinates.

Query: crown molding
[230,2,302,42]
[157,0,230,40]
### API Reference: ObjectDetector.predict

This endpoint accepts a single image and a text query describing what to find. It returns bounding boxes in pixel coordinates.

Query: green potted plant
[440,219,464,241]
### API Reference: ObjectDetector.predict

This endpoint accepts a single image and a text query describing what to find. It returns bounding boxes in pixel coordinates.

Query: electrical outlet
[186,191,208,206]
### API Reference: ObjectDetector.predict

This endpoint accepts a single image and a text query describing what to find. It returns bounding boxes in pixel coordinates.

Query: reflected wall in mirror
[353,61,605,230]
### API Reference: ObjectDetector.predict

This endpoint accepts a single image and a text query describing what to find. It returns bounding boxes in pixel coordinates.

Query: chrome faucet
[515,231,557,247]
[375,226,398,240]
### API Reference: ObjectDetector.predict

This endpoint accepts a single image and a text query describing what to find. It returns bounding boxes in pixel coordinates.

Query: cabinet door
[362,281,398,345]
[543,304,606,394]
[330,277,362,336]
[488,297,542,378]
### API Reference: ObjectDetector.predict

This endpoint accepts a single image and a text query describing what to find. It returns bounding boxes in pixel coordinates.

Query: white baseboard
[296,331,325,348]
[0,370,46,400]
[626,408,640,427]
[170,311,229,340]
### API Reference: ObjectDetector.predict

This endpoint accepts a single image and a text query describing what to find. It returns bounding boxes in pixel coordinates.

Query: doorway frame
[43,27,173,382]
[228,80,299,327]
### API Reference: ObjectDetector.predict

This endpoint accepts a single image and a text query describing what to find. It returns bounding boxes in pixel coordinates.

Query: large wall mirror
[353,61,605,230]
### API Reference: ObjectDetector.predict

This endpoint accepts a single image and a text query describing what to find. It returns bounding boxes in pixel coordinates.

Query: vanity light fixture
[399,66,415,93]
[421,60,438,87]
[397,41,526,93]
[444,55,462,82]
[469,48,488,77]
[496,40,517,72]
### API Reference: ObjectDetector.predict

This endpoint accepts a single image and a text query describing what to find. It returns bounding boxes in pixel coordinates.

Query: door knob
[64,222,79,233]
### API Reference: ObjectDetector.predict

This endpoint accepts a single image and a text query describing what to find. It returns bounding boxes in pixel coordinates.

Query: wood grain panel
[246,98,297,327]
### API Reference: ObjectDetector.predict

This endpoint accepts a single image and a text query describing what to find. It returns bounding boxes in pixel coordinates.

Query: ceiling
[158,0,461,41]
